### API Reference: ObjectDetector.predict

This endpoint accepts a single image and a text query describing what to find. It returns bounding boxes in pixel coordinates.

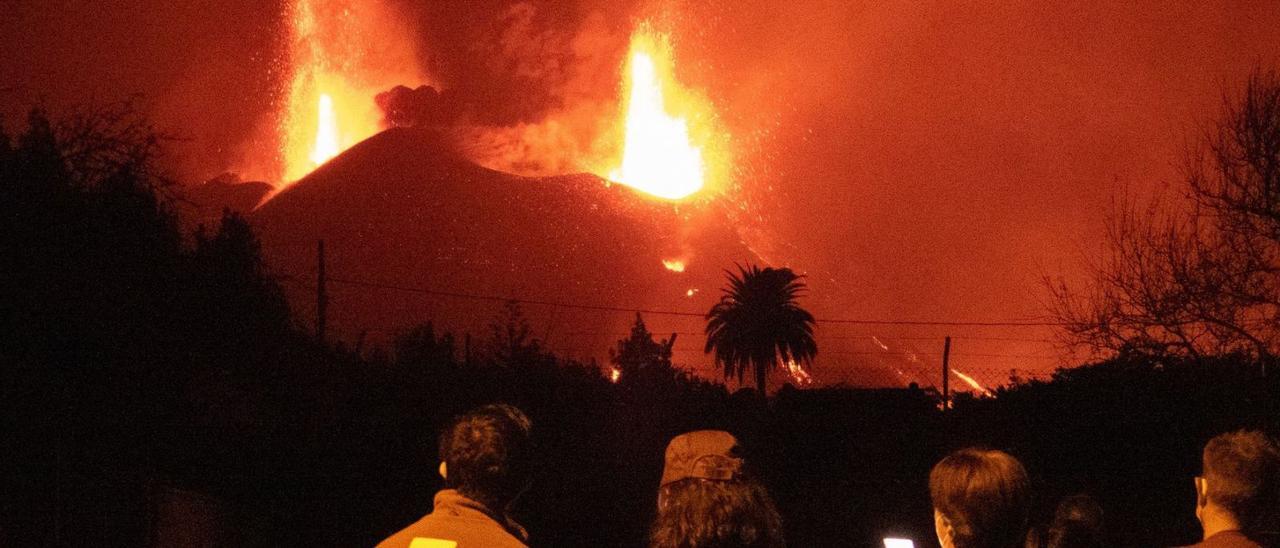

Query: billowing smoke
[374,85,457,128]
[375,1,634,176]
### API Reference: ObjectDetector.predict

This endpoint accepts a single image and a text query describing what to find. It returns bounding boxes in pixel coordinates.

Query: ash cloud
[380,1,633,175]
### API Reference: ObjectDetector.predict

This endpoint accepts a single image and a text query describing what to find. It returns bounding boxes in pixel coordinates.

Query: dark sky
[5,0,1280,380]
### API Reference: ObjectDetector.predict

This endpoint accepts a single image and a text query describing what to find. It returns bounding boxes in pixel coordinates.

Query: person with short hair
[930,448,1031,548]
[1044,493,1104,548]
[649,430,785,548]
[377,404,534,548]
[1183,430,1280,548]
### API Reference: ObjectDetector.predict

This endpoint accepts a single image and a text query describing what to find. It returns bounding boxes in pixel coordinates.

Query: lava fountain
[608,26,722,200]
[309,94,340,165]
[278,0,425,185]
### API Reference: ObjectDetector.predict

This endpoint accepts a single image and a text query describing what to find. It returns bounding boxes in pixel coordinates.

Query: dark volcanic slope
[251,128,760,369]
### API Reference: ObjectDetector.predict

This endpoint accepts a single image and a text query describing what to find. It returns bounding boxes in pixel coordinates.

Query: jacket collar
[434,489,529,542]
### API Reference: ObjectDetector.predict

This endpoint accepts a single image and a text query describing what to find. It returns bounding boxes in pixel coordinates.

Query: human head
[650,430,784,548]
[1196,430,1280,533]
[1045,494,1104,548]
[437,403,533,511]
[930,448,1031,548]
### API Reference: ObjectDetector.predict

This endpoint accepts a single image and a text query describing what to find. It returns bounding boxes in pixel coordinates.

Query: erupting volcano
[608,28,710,200]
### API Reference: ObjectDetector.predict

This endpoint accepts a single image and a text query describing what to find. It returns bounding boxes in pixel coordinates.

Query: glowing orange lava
[278,0,425,184]
[609,27,714,200]
[785,359,814,387]
[951,368,993,397]
[309,94,340,166]
[662,259,686,272]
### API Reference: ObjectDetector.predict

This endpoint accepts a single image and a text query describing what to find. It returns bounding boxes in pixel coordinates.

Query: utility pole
[942,336,951,410]
[316,239,327,343]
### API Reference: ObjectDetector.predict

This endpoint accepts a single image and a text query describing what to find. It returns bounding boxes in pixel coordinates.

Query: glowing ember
[662,259,686,272]
[309,94,340,166]
[609,27,707,200]
[609,367,622,383]
[686,288,698,297]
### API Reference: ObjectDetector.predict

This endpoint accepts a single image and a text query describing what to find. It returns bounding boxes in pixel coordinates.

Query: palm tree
[704,264,817,394]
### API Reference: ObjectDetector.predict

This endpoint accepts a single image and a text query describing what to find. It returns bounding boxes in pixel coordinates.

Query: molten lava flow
[309,94,340,166]
[609,367,622,383]
[609,28,709,200]
[662,259,686,272]
[951,368,993,397]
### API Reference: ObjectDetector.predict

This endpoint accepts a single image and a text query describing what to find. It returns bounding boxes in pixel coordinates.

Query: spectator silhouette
[930,448,1031,548]
[377,404,534,548]
[649,430,784,548]
[1181,430,1280,548]
[1043,494,1104,548]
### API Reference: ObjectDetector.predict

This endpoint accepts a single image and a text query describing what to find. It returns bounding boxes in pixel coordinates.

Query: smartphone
[883,538,915,548]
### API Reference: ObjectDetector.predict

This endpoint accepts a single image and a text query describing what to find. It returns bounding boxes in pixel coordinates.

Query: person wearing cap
[649,430,785,548]
[377,404,533,548]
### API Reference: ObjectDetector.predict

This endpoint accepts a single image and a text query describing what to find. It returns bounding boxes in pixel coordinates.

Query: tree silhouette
[394,321,457,368]
[1047,68,1280,368]
[609,313,676,383]
[704,264,817,394]
[488,300,546,367]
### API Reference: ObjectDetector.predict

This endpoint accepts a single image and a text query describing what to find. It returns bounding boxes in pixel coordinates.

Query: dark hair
[650,477,785,548]
[930,448,1031,548]
[438,403,533,510]
[1202,430,1280,532]
[1045,494,1104,548]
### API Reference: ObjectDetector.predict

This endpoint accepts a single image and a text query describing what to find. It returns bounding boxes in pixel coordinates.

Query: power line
[294,272,1069,328]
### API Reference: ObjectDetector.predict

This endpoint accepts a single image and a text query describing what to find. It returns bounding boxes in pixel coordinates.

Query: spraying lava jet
[608,28,710,200]
[279,0,425,185]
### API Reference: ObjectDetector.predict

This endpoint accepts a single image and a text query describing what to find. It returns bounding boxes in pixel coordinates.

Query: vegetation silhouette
[610,312,678,384]
[704,264,818,394]
[1048,68,1280,371]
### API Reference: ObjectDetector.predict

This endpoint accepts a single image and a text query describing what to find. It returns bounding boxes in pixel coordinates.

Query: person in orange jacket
[377,404,533,548]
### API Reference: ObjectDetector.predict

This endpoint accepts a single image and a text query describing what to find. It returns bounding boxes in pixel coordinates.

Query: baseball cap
[660,430,744,486]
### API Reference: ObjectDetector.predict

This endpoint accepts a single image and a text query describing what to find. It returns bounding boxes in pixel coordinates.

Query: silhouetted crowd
[375,404,1279,548]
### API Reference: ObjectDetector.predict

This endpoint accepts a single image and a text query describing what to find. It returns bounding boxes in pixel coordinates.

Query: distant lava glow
[608,26,718,200]
[952,368,993,397]
[662,259,686,272]
[785,360,814,387]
